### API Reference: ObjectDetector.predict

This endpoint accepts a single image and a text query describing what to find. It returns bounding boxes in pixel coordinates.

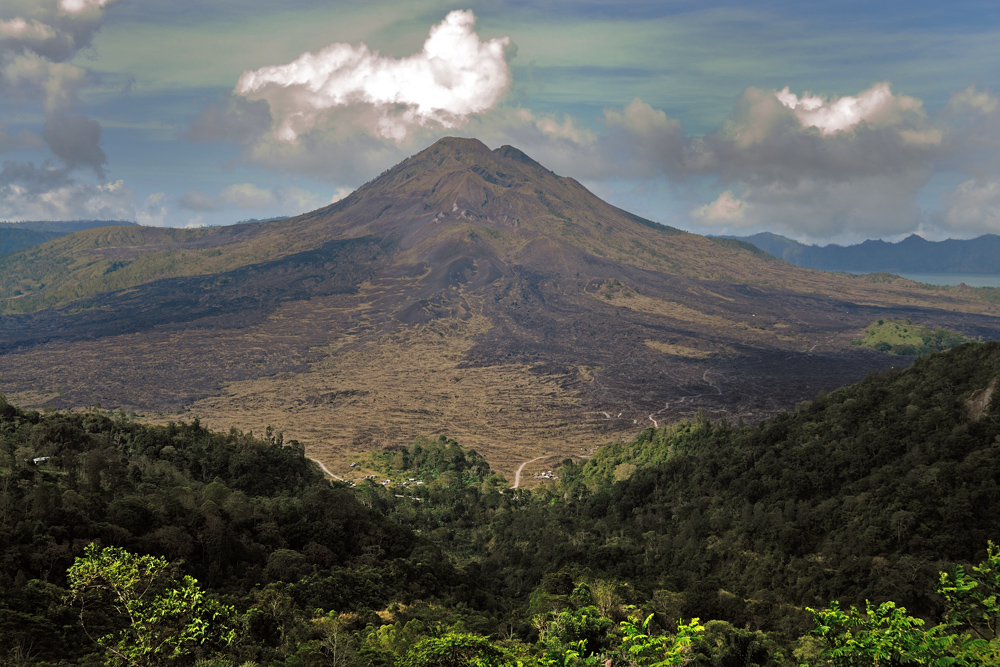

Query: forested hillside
[0,228,61,258]
[0,221,136,258]
[3,342,1000,665]
[522,341,1000,614]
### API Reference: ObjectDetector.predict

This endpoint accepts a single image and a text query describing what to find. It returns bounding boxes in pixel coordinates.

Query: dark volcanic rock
[2,136,1000,451]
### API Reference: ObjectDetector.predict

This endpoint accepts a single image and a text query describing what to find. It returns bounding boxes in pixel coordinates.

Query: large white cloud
[236,10,513,144]
[59,0,116,14]
[774,83,925,135]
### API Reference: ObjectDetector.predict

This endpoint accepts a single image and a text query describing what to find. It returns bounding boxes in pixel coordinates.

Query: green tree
[619,612,705,666]
[399,632,512,667]
[809,600,932,666]
[937,541,1000,664]
[534,605,614,663]
[67,544,235,667]
[808,543,1000,666]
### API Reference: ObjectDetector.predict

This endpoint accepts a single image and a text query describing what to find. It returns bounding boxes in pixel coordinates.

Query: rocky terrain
[3,137,1000,479]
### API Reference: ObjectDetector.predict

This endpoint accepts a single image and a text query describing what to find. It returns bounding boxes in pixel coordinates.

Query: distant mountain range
[0,220,135,257]
[732,231,1000,274]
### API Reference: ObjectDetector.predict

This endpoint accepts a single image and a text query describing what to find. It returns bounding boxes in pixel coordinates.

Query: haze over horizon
[1,0,999,245]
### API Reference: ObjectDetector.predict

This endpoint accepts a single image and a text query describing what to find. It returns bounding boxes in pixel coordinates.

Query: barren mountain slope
[3,137,1000,480]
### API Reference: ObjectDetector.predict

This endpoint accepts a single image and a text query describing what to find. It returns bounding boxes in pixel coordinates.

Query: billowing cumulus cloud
[185,5,999,245]
[59,0,116,14]
[1,0,121,63]
[775,83,924,135]
[235,10,513,144]
[458,82,969,241]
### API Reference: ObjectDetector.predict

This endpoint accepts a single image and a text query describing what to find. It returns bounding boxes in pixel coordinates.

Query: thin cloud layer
[236,10,513,144]
[0,123,41,152]
[221,182,275,209]
[940,179,1000,234]
[179,188,221,212]
[0,0,122,218]
[0,161,133,220]
[178,182,328,216]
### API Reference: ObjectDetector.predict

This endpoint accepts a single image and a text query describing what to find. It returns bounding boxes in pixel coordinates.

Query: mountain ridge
[733,231,1000,274]
[0,220,137,259]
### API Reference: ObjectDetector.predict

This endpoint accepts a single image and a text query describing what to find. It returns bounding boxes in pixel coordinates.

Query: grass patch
[852,318,973,356]
[644,340,716,359]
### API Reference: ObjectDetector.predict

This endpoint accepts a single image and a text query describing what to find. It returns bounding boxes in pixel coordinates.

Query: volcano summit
[2,137,999,478]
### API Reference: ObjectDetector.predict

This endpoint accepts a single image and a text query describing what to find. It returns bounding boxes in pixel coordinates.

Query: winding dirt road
[308,456,344,481]
[513,454,554,489]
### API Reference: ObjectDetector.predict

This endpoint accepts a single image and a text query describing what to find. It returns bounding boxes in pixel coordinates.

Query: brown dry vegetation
[181,308,621,483]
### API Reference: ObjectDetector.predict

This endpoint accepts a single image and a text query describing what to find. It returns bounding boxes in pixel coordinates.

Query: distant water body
[845,271,1000,287]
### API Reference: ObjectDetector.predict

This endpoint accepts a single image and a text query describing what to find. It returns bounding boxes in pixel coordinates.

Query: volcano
[3,137,1000,478]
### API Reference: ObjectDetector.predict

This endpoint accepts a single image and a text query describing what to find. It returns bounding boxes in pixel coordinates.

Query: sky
[1,1,999,244]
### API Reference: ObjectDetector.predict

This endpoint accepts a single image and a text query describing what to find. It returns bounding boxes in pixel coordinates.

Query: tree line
[3,342,1000,665]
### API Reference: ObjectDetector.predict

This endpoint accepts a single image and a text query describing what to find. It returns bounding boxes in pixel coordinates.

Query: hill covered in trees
[0,221,136,258]
[3,341,1000,665]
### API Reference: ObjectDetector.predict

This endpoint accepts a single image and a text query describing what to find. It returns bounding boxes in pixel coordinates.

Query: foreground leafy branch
[808,542,1000,666]
[619,612,704,666]
[67,544,235,667]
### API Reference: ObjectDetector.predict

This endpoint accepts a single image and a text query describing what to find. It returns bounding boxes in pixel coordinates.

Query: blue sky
[1,0,999,244]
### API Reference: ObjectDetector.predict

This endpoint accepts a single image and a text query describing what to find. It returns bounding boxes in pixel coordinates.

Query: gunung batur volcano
[2,137,1000,479]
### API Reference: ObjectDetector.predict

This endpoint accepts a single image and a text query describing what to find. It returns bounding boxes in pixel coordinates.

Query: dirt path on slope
[513,455,555,489]
[308,456,344,481]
